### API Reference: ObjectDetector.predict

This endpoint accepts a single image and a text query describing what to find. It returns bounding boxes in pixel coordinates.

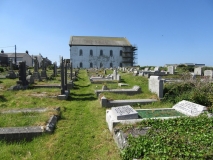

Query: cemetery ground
[0,68,213,159]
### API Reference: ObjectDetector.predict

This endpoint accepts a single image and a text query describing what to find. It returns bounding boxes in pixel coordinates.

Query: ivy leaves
[121,115,213,159]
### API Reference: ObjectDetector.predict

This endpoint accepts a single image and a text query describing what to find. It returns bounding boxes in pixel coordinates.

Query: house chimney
[26,50,29,54]
[1,50,4,53]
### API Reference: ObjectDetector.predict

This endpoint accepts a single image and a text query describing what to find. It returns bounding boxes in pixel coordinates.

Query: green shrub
[121,115,213,160]
[0,67,4,72]
[163,79,213,107]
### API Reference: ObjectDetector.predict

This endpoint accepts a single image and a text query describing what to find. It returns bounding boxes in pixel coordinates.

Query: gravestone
[144,67,149,71]
[113,69,117,80]
[26,75,34,84]
[111,105,138,120]
[40,59,47,79]
[204,70,213,79]
[53,62,57,77]
[148,76,163,98]
[194,67,202,76]
[133,70,138,76]
[64,59,70,90]
[70,61,73,80]
[32,57,41,81]
[60,57,65,94]
[154,67,160,71]
[172,100,207,116]
[117,74,121,82]
[27,69,32,75]
[17,61,28,86]
[6,59,16,79]
[167,66,174,74]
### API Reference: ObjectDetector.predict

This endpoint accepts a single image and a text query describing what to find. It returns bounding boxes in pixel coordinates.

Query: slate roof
[0,54,8,57]
[69,36,132,47]
[5,53,29,58]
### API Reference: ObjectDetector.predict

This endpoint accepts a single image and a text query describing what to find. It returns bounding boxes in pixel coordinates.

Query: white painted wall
[23,54,33,67]
[70,46,131,68]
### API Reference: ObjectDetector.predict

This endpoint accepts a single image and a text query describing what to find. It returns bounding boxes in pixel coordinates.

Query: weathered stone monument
[17,61,28,86]
[57,57,69,100]
[113,68,117,80]
[26,75,34,84]
[40,58,47,80]
[194,67,202,76]
[154,66,160,71]
[204,70,213,79]
[70,61,73,80]
[111,105,138,120]
[32,57,41,81]
[148,76,164,99]
[53,62,57,77]
[172,100,207,116]
[144,67,149,71]
[6,59,16,79]
[9,61,29,90]
[60,57,65,95]
[167,66,174,74]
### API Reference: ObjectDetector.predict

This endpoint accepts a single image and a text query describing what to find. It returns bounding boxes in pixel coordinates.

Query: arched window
[120,50,123,56]
[110,50,113,56]
[110,63,113,67]
[100,50,103,56]
[80,62,83,68]
[79,49,83,56]
[100,62,103,68]
[90,50,93,56]
[90,63,93,68]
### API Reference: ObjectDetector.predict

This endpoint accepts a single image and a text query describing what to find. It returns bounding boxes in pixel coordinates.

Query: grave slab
[95,85,141,97]
[172,100,207,116]
[101,96,157,107]
[111,105,138,120]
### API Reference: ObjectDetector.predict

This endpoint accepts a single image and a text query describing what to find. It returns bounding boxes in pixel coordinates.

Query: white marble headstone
[194,67,202,76]
[154,67,160,71]
[204,70,213,79]
[111,105,138,120]
[144,68,149,71]
[172,100,207,116]
[167,66,174,74]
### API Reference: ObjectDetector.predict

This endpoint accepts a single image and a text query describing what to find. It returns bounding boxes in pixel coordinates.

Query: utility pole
[15,45,17,65]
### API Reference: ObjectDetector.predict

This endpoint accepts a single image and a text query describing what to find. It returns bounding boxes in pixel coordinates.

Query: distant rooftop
[5,53,30,58]
[69,36,132,47]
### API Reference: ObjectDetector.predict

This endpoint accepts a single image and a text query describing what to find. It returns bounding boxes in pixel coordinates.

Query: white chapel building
[69,36,137,68]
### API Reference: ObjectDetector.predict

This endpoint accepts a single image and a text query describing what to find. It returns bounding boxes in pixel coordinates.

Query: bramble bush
[163,73,213,108]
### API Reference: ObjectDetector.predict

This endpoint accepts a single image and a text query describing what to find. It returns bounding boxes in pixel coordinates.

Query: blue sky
[0,0,213,66]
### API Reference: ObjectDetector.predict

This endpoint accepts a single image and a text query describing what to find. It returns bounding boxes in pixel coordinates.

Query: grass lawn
[0,69,121,159]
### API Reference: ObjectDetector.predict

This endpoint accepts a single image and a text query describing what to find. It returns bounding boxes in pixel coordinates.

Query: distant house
[69,36,137,68]
[183,63,195,67]
[165,63,205,68]
[195,64,205,67]
[4,50,33,67]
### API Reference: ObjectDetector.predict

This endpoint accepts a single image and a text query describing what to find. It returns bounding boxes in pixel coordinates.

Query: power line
[0,46,15,49]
